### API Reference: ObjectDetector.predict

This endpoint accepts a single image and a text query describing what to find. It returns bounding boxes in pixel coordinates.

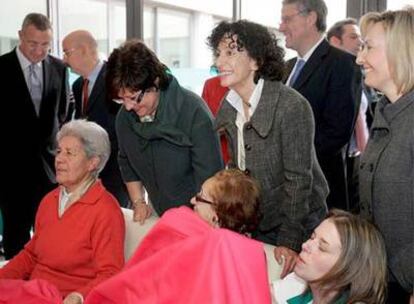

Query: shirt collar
[86,60,103,84]
[226,78,264,118]
[16,46,42,70]
[299,36,325,62]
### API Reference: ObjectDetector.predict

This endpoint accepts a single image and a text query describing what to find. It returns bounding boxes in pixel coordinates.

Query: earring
[212,215,219,227]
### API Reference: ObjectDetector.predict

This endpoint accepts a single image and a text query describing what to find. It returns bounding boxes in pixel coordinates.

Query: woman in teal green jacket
[106,40,223,223]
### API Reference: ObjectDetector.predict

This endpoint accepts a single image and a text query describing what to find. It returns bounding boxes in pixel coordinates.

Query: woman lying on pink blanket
[86,169,272,304]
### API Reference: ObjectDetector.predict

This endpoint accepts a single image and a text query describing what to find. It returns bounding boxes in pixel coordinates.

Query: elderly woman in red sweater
[0,119,125,304]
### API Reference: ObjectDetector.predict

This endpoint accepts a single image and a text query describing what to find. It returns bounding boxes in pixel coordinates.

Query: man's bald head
[62,30,98,76]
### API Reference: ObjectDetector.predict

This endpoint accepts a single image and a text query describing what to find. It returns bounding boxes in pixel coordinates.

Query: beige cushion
[264,244,283,282]
[121,208,158,261]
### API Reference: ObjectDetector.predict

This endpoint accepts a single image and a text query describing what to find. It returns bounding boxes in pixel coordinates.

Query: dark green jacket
[116,75,223,215]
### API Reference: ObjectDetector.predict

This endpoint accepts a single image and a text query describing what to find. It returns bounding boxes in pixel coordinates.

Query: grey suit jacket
[216,80,328,251]
[359,91,414,292]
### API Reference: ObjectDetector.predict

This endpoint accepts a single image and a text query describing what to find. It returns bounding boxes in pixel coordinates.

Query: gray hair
[327,18,358,41]
[22,13,52,31]
[57,119,110,177]
[282,0,328,32]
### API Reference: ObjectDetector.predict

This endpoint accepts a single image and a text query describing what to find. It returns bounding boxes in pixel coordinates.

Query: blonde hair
[360,7,414,95]
[312,209,387,303]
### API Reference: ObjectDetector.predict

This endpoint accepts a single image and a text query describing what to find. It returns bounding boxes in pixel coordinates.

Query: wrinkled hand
[273,246,298,279]
[133,203,152,224]
[63,292,83,304]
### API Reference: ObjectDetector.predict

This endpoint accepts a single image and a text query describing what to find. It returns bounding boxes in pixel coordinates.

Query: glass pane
[148,0,232,19]
[113,2,127,48]
[0,1,47,55]
[59,0,108,58]
[326,0,347,30]
[387,1,413,10]
[143,7,155,50]
[241,0,281,28]
[158,8,190,68]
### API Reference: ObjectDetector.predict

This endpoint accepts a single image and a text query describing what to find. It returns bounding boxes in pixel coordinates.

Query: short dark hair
[327,18,357,41]
[207,20,286,82]
[283,0,328,32]
[106,39,170,98]
[21,13,51,31]
[209,169,261,235]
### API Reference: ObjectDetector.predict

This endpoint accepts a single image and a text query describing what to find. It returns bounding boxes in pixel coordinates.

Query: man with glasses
[279,0,356,211]
[0,13,68,259]
[106,40,223,224]
[62,30,128,207]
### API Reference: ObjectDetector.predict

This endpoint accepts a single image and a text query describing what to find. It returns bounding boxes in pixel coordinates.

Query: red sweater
[0,180,125,298]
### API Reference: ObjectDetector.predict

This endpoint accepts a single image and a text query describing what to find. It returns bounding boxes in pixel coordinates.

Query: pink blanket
[0,279,62,304]
[86,206,271,304]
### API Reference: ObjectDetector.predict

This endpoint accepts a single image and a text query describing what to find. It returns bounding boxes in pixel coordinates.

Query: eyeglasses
[63,48,78,58]
[280,11,306,25]
[195,194,215,206]
[113,87,159,105]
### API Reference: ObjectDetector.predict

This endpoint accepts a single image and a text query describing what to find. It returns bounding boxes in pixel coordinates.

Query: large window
[387,1,413,10]
[241,0,281,28]
[0,1,47,55]
[144,4,228,94]
[58,0,126,59]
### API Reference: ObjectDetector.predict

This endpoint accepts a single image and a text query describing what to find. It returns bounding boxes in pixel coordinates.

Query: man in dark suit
[327,18,379,213]
[0,13,68,259]
[279,0,356,210]
[62,30,128,207]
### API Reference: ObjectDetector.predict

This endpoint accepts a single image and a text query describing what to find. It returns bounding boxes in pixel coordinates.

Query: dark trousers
[0,171,55,259]
[100,153,129,208]
[387,281,410,304]
[346,154,361,213]
[318,152,349,211]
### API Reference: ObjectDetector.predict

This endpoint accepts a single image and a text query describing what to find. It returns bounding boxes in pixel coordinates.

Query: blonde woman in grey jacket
[357,8,414,303]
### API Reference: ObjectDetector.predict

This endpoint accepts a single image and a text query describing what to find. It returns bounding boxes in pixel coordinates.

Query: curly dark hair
[207,20,286,82]
[106,39,170,98]
[209,169,261,235]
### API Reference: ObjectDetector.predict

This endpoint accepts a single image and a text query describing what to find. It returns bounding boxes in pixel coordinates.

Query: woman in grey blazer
[357,9,414,302]
[208,20,328,278]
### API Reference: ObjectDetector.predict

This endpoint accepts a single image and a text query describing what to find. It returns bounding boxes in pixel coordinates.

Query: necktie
[355,109,369,153]
[29,64,42,115]
[82,78,89,116]
[288,59,305,87]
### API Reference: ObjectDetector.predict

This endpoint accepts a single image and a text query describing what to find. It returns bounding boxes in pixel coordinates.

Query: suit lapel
[86,64,106,113]
[40,56,53,117]
[250,80,280,137]
[283,59,296,84]
[293,39,330,90]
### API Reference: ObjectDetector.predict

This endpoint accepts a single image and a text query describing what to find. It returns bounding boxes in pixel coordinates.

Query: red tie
[355,110,368,153]
[82,78,89,116]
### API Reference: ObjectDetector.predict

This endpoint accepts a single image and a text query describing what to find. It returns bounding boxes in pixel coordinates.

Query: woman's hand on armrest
[273,246,297,279]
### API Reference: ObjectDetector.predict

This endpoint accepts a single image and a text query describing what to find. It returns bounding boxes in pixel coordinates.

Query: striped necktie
[29,63,42,115]
[288,59,305,87]
[82,78,89,116]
